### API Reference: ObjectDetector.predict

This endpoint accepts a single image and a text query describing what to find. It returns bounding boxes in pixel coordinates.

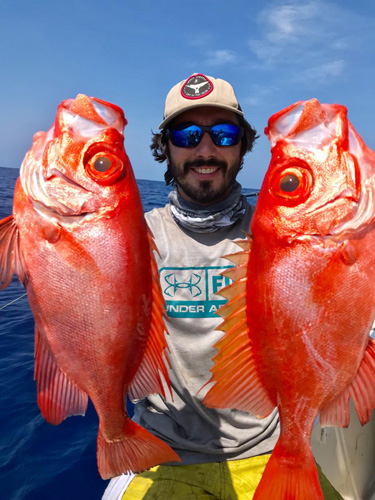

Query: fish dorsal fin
[127,228,171,401]
[203,235,275,417]
[0,215,27,288]
[320,337,375,427]
[34,326,88,425]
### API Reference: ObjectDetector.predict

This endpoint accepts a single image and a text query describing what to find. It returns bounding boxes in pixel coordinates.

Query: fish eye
[279,173,300,193]
[270,162,313,203]
[93,156,113,172]
[85,152,125,185]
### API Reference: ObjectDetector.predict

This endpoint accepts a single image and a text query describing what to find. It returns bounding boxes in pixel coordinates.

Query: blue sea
[0,167,257,500]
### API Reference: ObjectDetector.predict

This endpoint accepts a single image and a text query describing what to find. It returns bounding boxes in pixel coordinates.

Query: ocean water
[0,167,257,500]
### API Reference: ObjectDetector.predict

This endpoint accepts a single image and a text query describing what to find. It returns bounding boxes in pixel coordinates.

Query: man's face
[167,107,243,205]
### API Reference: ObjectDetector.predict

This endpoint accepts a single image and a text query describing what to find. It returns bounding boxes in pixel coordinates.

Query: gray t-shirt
[133,202,280,465]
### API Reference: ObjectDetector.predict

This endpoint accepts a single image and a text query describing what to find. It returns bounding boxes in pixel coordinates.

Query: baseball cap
[159,73,244,129]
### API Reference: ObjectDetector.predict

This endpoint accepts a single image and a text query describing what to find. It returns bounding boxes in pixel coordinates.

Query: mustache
[184,158,227,173]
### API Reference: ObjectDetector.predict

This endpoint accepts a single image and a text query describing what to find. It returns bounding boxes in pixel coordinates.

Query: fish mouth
[304,188,358,216]
[32,168,98,222]
[32,199,96,225]
[31,167,99,223]
[295,188,361,242]
[46,167,94,194]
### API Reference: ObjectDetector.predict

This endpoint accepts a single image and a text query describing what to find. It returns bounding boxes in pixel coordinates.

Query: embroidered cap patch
[181,74,213,100]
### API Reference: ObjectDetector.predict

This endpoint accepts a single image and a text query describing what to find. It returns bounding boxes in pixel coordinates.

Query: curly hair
[150,116,259,186]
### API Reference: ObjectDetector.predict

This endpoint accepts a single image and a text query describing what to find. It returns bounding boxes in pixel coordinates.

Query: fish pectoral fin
[127,229,171,401]
[202,269,275,417]
[320,337,375,427]
[34,327,88,425]
[53,224,102,278]
[0,215,27,288]
[97,419,180,479]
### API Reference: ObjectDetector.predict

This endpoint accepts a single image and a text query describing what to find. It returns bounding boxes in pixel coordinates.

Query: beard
[169,157,243,205]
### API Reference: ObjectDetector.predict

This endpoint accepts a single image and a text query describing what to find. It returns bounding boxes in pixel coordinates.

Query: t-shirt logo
[164,272,202,298]
[181,74,213,100]
[160,265,232,318]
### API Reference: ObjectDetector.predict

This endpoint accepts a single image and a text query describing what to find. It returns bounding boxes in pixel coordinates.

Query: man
[103,73,343,499]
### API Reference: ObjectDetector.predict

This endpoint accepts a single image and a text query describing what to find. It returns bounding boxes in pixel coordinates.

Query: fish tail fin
[253,442,323,500]
[97,418,180,479]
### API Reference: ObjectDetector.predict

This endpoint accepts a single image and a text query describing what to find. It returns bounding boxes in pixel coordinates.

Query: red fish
[204,99,375,499]
[0,94,179,479]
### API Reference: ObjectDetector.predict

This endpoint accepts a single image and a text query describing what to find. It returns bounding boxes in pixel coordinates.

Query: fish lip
[304,189,358,216]
[31,198,96,224]
[293,189,360,242]
[32,167,98,220]
[45,167,94,194]
[36,167,98,221]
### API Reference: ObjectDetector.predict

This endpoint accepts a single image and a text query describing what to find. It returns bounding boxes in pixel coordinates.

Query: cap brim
[159,103,244,129]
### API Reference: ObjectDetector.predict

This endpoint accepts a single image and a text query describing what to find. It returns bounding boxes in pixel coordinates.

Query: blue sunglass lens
[169,123,241,147]
[171,125,202,147]
[210,124,241,146]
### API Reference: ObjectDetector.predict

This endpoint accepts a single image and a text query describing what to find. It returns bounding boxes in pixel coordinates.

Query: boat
[311,330,375,500]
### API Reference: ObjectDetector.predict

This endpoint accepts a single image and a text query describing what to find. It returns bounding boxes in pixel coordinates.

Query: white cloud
[262,3,319,43]
[302,60,346,82]
[331,38,349,50]
[248,0,369,80]
[186,32,214,48]
[204,49,238,66]
[242,84,280,106]
[249,40,283,64]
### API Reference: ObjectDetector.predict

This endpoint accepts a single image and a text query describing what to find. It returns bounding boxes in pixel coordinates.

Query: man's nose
[195,131,216,155]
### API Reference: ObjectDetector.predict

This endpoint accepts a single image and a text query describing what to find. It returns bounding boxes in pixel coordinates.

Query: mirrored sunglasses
[166,123,243,148]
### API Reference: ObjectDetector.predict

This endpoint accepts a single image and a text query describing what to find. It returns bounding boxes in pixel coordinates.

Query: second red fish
[204,99,375,499]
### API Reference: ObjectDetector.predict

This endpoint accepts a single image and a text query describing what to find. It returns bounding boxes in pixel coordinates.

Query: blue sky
[1,0,375,188]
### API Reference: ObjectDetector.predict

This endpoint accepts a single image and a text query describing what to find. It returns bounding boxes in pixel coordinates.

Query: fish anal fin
[128,229,171,401]
[0,215,27,288]
[253,441,323,500]
[319,387,351,428]
[320,338,375,427]
[203,269,274,416]
[97,418,180,478]
[34,327,88,425]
